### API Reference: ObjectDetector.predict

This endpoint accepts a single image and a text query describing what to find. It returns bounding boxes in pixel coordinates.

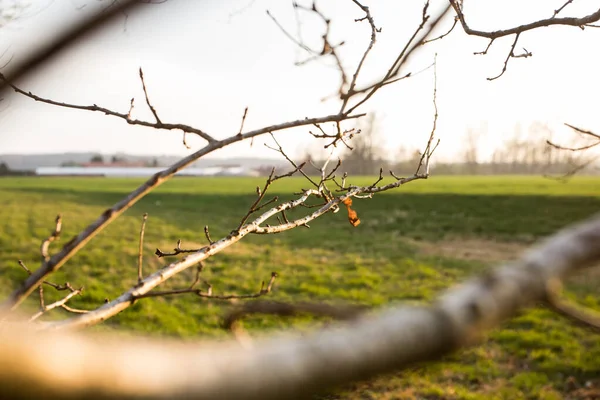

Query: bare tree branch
[138,68,161,124]
[553,0,576,18]
[133,272,278,301]
[486,32,532,81]
[17,260,85,317]
[268,2,348,95]
[17,260,73,292]
[450,1,600,77]
[450,1,600,39]
[565,123,600,140]
[155,239,200,258]
[29,288,83,322]
[546,140,600,152]
[37,158,432,329]
[1,111,363,312]
[415,55,439,175]
[339,0,379,111]
[1,2,600,396]
[237,107,249,135]
[345,2,451,114]
[40,215,62,263]
[545,123,600,177]
[422,16,459,44]
[0,73,216,143]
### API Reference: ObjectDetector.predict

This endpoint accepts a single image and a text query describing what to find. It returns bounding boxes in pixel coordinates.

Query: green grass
[1,175,600,399]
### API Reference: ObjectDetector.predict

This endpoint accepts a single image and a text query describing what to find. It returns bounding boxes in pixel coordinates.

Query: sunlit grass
[1,175,599,399]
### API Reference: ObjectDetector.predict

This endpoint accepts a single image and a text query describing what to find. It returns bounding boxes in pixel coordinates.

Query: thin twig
[17,260,73,291]
[266,133,320,188]
[553,0,575,17]
[138,68,161,124]
[346,2,451,114]
[237,107,249,136]
[340,0,379,111]
[422,16,458,44]
[29,288,83,321]
[546,139,599,152]
[416,55,439,175]
[137,213,148,284]
[487,33,522,81]
[188,262,206,289]
[38,284,45,312]
[204,226,214,245]
[59,304,89,314]
[134,272,278,301]
[155,239,202,258]
[474,38,496,55]
[40,214,62,263]
[565,123,600,140]
[266,10,317,54]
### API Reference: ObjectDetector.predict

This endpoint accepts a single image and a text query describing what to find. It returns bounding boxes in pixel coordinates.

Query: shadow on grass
[8,185,600,251]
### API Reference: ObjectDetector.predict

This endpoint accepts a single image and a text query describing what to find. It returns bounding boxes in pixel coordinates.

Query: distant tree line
[0,162,34,176]
[299,120,599,177]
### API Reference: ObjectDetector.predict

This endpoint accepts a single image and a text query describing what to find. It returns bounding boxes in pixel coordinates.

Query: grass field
[1,175,600,399]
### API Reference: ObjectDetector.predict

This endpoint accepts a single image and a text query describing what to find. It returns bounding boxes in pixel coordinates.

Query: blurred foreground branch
[1,212,599,399]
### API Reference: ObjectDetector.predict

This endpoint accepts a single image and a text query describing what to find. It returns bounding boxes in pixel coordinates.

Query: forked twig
[155,239,202,258]
[135,272,278,301]
[29,288,83,321]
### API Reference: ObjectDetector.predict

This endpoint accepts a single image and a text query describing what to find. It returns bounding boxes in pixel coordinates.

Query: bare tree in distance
[546,123,600,178]
[1,1,600,398]
[340,113,391,175]
[462,127,482,174]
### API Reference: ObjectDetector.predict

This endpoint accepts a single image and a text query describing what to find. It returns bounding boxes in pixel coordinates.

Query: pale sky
[0,0,599,162]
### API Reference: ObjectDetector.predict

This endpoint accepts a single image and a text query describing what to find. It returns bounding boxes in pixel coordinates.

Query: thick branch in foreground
[0,0,143,94]
[1,213,600,399]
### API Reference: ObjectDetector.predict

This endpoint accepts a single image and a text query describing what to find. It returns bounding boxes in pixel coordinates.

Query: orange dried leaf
[347,209,361,227]
[342,197,360,227]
